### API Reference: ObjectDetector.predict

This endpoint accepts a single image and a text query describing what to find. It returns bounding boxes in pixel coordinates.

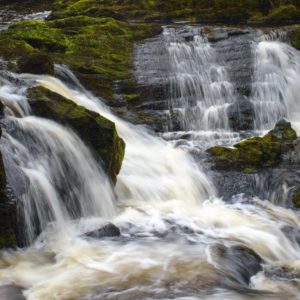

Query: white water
[1,113,116,244]
[34,75,215,206]
[161,27,239,149]
[251,38,300,133]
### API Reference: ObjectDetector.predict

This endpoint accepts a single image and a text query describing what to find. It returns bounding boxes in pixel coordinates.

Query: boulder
[84,223,120,239]
[18,53,54,75]
[207,119,297,172]
[27,86,125,183]
[214,244,262,286]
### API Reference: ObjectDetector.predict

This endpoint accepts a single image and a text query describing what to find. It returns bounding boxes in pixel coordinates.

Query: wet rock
[27,86,125,183]
[282,226,300,245]
[0,285,25,300]
[0,141,18,249]
[18,52,54,75]
[207,119,297,172]
[214,244,263,286]
[228,97,254,131]
[85,223,120,238]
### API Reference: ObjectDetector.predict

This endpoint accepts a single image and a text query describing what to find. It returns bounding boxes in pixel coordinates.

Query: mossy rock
[263,4,300,23]
[207,119,297,172]
[50,0,300,24]
[18,53,54,75]
[27,86,125,183]
[0,17,161,104]
[289,25,300,50]
[292,187,300,208]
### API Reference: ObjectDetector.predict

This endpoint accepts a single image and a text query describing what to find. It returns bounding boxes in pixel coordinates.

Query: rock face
[27,86,125,183]
[208,119,297,172]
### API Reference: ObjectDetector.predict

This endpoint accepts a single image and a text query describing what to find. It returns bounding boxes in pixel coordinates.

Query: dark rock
[18,53,54,75]
[85,223,120,238]
[27,86,125,183]
[0,140,18,249]
[214,244,263,286]
[228,97,254,131]
[292,187,300,208]
[0,285,25,300]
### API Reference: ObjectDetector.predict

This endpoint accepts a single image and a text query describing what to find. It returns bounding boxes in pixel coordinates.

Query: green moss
[207,120,297,171]
[263,4,300,23]
[290,25,300,50]
[0,39,35,60]
[49,0,300,23]
[27,86,125,183]
[292,188,300,208]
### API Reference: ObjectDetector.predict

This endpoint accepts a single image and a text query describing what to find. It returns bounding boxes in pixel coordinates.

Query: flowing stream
[0,21,299,300]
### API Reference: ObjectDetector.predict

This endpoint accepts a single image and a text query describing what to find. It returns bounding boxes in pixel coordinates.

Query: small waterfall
[165,27,235,132]
[134,26,248,150]
[0,73,116,244]
[251,36,300,131]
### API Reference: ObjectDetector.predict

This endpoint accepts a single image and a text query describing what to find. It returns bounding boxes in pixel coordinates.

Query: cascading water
[165,27,234,133]
[0,73,116,244]
[0,19,300,300]
[251,33,300,132]
[35,75,215,206]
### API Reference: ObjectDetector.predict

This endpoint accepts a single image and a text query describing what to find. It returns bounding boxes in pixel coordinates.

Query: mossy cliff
[51,0,300,24]
[27,86,125,184]
[0,15,161,108]
[207,119,297,172]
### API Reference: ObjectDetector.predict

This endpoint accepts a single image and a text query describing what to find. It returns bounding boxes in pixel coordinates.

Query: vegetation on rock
[27,86,125,183]
[207,119,297,172]
[50,0,300,23]
[290,25,300,50]
[0,14,160,110]
[18,52,54,75]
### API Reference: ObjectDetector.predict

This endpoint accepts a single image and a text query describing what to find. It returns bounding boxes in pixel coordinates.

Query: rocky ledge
[27,86,125,184]
[208,119,300,208]
[208,119,297,172]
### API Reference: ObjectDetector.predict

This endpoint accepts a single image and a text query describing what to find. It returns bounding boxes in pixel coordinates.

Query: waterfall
[165,27,235,132]
[34,75,215,206]
[0,72,116,244]
[251,36,300,132]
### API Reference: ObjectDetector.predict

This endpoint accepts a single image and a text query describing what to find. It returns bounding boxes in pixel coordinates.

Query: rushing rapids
[0,9,299,299]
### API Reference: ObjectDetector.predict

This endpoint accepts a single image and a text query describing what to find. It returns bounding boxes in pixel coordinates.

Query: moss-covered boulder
[261,4,300,23]
[289,25,300,50]
[292,187,300,208]
[18,53,54,75]
[207,119,297,172]
[27,86,125,183]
